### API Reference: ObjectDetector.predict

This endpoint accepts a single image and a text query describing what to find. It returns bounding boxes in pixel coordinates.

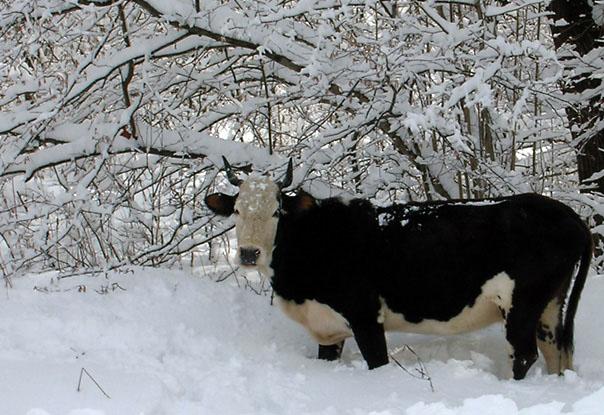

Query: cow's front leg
[350,319,388,369]
[318,341,345,361]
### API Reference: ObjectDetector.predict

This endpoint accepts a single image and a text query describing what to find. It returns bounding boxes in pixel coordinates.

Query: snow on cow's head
[205,157,315,276]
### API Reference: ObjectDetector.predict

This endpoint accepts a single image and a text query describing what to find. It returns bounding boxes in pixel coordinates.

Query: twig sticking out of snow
[3,274,12,289]
[57,267,134,280]
[95,282,127,295]
[76,367,111,399]
[390,345,435,393]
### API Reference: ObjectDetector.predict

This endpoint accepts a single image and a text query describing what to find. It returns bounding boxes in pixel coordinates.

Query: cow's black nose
[240,247,260,266]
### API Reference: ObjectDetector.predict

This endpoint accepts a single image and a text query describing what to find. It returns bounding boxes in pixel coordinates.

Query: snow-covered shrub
[0,0,601,277]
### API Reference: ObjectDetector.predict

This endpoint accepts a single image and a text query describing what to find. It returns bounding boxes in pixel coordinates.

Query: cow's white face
[233,177,281,275]
[205,158,300,277]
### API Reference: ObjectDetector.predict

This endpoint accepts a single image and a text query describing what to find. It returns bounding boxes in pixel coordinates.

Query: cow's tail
[559,229,593,362]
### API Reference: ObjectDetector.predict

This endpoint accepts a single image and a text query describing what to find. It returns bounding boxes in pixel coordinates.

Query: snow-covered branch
[0,0,600,276]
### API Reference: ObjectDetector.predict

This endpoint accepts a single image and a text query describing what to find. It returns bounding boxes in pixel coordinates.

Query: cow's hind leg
[537,297,571,375]
[318,341,345,361]
[505,301,540,380]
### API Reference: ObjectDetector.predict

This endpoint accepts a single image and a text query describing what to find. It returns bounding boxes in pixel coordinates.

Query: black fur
[205,193,236,216]
[271,193,592,378]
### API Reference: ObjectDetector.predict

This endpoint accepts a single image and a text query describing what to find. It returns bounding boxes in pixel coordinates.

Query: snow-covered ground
[1,267,603,415]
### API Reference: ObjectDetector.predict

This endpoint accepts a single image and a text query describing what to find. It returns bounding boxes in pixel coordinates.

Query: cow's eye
[273,209,280,217]
[234,209,240,215]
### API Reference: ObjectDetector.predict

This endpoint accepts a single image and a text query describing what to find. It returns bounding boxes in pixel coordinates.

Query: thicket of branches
[1,0,603,280]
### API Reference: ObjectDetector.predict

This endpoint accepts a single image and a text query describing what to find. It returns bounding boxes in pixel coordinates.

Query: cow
[205,158,593,380]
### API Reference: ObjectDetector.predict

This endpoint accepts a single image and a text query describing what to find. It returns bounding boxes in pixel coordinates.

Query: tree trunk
[548,0,604,192]
[548,0,604,264]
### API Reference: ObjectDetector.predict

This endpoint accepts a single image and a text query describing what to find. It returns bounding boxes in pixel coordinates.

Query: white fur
[381,272,515,335]
[537,298,573,374]
[233,177,280,276]
[277,296,352,345]
[278,273,516,347]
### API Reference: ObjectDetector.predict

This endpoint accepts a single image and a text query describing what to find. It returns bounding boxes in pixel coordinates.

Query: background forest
[1,0,603,281]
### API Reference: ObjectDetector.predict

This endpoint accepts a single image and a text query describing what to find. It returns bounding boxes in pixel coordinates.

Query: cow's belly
[277,297,352,345]
[276,272,514,341]
[382,296,503,335]
[382,272,514,335]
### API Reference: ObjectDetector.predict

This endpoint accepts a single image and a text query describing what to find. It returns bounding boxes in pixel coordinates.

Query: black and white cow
[205,159,593,380]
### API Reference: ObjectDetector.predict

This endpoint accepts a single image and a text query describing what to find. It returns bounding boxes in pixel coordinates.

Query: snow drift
[1,268,603,414]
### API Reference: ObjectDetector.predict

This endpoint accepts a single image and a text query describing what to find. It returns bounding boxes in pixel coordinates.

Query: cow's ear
[282,190,316,215]
[205,193,237,216]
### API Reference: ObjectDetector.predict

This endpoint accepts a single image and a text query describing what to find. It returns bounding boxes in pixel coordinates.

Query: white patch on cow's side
[483,272,515,313]
[277,296,352,345]
[234,177,280,276]
[378,212,394,227]
[400,219,409,227]
[382,272,515,335]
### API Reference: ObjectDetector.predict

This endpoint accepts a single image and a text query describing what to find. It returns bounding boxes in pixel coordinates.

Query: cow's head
[205,157,316,275]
